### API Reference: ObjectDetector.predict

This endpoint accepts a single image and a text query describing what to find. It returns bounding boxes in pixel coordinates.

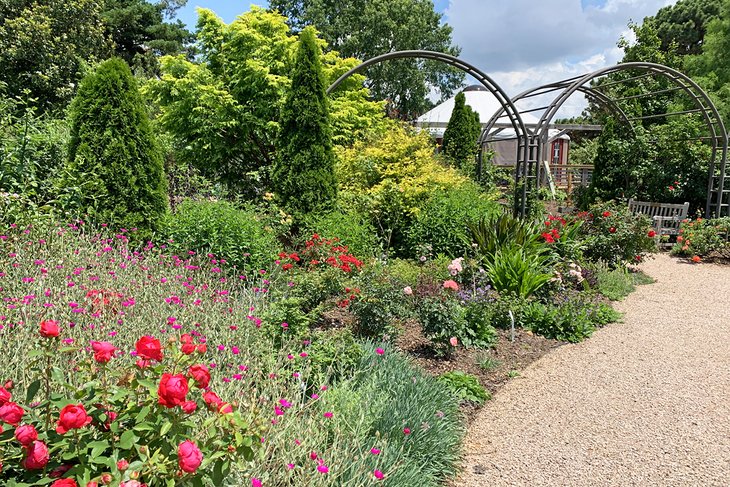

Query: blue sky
[173,0,676,116]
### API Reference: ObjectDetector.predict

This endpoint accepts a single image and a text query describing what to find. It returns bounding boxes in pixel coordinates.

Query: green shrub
[163,199,278,272]
[469,211,544,263]
[349,267,411,338]
[593,263,653,300]
[519,297,621,343]
[64,58,167,240]
[304,209,381,259]
[272,27,337,220]
[405,184,499,258]
[261,296,311,348]
[320,344,464,486]
[416,296,495,355]
[574,202,656,267]
[438,371,491,404]
[442,92,481,171]
[671,217,730,258]
[485,245,554,298]
[307,328,364,384]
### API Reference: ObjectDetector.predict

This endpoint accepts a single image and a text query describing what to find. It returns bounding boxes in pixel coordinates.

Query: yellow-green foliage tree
[336,122,473,248]
[146,7,387,199]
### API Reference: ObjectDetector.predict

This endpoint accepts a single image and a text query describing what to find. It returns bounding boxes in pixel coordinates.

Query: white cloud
[444,0,678,117]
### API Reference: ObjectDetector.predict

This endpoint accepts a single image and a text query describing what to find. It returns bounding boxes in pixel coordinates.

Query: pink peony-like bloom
[15,424,38,446]
[0,402,24,425]
[403,286,413,296]
[91,341,116,363]
[40,319,60,338]
[157,373,188,408]
[442,280,459,291]
[135,336,163,361]
[178,440,203,473]
[449,336,458,347]
[22,440,49,470]
[403,427,411,435]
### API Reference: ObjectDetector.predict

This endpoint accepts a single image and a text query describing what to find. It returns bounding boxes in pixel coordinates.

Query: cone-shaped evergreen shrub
[66,58,167,239]
[272,27,337,220]
[442,92,481,171]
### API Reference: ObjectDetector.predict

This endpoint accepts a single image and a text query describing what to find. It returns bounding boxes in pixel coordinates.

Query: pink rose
[442,280,459,291]
[178,440,203,473]
[188,364,210,389]
[51,479,77,487]
[0,386,11,405]
[40,319,60,338]
[181,401,197,414]
[449,337,458,347]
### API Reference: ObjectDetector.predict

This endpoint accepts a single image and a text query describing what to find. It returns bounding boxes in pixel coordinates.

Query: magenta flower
[323,412,333,418]
[317,464,329,474]
[370,448,380,455]
[374,470,384,480]
[251,479,262,487]
[376,348,384,355]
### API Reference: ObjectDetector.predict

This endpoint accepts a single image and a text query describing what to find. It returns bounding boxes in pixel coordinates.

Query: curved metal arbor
[327,50,533,216]
[481,62,729,217]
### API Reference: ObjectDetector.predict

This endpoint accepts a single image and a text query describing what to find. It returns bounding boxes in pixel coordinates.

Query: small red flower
[602,211,611,218]
[188,364,211,389]
[91,341,116,363]
[135,336,163,362]
[647,230,656,238]
[56,404,92,434]
[157,373,189,408]
[0,402,24,425]
[40,319,60,338]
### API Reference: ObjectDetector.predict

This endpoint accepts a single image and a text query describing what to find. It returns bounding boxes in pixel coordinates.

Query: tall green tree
[269,0,464,119]
[441,92,481,172]
[272,27,337,219]
[0,0,111,111]
[66,58,168,238]
[686,0,730,124]
[146,7,387,198]
[652,0,722,56]
[101,0,194,75]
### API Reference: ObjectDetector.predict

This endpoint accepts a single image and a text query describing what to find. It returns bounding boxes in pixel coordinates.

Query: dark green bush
[416,296,496,355]
[405,184,499,258]
[349,267,411,339]
[64,58,167,240]
[519,297,621,343]
[163,199,278,272]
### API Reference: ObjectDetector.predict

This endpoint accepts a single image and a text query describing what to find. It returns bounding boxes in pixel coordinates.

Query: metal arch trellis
[328,52,730,218]
[326,50,534,217]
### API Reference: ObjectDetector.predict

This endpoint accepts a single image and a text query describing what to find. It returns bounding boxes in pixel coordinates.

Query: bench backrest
[628,198,689,219]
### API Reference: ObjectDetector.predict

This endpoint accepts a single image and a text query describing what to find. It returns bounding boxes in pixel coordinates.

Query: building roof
[415,87,540,129]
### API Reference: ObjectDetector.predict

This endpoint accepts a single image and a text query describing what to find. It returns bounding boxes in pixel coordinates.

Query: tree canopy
[269,0,464,119]
[146,7,387,199]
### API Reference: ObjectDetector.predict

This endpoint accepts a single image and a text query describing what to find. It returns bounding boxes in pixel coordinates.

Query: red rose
[15,424,38,446]
[218,402,233,414]
[117,459,129,471]
[181,401,197,414]
[602,211,611,218]
[49,463,73,477]
[178,440,203,473]
[188,364,210,389]
[135,336,163,362]
[647,230,656,238]
[40,319,60,338]
[197,344,207,354]
[203,390,222,409]
[0,401,24,425]
[0,386,11,405]
[56,404,92,434]
[91,341,116,363]
[158,373,188,408]
[22,440,49,470]
[51,479,78,487]
[609,227,616,233]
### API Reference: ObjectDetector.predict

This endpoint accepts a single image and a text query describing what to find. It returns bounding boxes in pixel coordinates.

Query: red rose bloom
[15,424,38,446]
[197,344,207,354]
[40,319,60,338]
[91,341,117,363]
[135,336,163,362]
[0,402,24,425]
[647,230,656,238]
[51,479,78,487]
[0,386,11,405]
[218,402,233,414]
[188,364,210,389]
[202,390,223,409]
[609,227,616,233]
[22,440,49,470]
[178,440,203,473]
[181,401,197,414]
[56,404,92,434]
[602,211,611,218]
[158,373,188,408]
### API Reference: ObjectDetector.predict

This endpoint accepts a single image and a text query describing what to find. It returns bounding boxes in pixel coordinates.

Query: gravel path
[457,253,730,486]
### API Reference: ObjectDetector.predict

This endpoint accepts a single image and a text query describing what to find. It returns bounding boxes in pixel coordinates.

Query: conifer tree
[272,26,337,219]
[442,92,481,171]
[66,58,168,239]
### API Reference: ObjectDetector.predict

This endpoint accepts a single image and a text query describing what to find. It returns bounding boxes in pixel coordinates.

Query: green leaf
[135,405,151,423]
[119,429,136,449]
[159,421,172,436]
[25,379,41,403]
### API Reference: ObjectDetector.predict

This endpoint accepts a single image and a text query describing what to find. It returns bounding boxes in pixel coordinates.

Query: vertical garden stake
[509,310,515,343]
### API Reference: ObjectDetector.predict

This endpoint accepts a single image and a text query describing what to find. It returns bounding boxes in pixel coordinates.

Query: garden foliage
[65,58,168,240]
[272,26,338,220]
[442,91,481,173]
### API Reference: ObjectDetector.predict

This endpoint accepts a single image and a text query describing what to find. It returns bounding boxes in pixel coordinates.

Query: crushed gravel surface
[457,254,730,486]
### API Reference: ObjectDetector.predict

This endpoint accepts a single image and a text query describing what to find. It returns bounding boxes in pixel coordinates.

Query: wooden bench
[628,198,689,247]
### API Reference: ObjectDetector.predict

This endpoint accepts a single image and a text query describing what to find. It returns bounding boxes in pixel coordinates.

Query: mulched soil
[395,320,562,423]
